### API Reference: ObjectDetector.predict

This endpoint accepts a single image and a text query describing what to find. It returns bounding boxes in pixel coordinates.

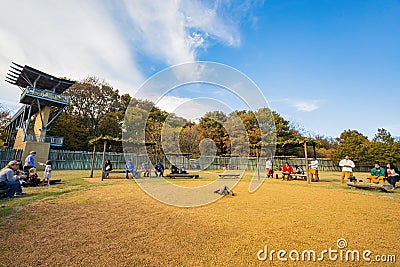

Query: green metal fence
[0,149,23,167]
[0,148,373,172]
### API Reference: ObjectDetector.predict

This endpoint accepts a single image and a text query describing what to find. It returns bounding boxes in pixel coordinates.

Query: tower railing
[20,86,70,104]
[26,134,64,147]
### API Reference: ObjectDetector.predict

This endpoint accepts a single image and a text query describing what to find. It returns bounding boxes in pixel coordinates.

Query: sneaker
[16,192,25,196]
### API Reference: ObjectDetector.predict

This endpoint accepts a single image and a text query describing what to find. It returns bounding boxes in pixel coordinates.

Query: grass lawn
[1,170,399,266]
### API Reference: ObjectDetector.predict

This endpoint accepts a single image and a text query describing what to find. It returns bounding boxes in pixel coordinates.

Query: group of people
[0,151,53,199]
[338,155,399,187]
[123,160,165,179]
[266,157,319,181]
[265,155,399,188]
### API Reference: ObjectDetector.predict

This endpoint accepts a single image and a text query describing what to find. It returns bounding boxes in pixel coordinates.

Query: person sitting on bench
[0,161,24,198]
[142,162,150,177]
[294,165,304,175]
[105,160,113,178]
[282,162,294,180]
[366,162,386,184]
[386,163,400,188]
[156,162,164,177]
[170,164,179,174]
[180,165,187,174]
[125,159,136,179]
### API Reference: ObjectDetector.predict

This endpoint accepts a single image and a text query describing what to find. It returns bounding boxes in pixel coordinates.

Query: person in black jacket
[105,160,113,178]
[386,163,400,188]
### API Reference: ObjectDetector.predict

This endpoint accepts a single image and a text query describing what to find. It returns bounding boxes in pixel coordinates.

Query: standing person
[265,158,273,178]
[386,163,400,188]
[339,155,355,183]
[38,160,52,185]
[0,161,23,199]
[104,160,113,178]
[309,157,319,182]
[367,162,386,184]
[125,159,136,179]
[24,151,36,174]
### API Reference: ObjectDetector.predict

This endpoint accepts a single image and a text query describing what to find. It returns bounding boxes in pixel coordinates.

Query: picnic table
[166,173,199,179]
[276,173,307,181]
[219,173,240,179]
[103,170,144,179]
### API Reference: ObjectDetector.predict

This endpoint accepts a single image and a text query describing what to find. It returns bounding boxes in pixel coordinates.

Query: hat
[8,160,17,166]
[30,151,36,155]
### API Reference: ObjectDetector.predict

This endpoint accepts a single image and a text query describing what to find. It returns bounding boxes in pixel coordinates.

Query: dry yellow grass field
[0,170,399,266]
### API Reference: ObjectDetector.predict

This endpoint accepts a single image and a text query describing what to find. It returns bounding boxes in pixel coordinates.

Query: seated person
[26,168,40,186]
[294,165,304,175]
[366,162,386,184]
[0,161,24,198]
[156,162,164,177]
[104,160,113,178]
[141,162,150,177]
[125,160,136,179]
[170,164,179,174]
[180,165,187,174]
[386,163,400,188]
[281,162,294,180]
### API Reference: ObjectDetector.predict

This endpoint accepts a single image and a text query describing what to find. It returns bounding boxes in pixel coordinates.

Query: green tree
[333,130,369,163]
[47,112,89,151]
[199,111,230,156]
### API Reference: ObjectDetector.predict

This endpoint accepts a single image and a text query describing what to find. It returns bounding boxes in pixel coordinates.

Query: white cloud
[293,100,319,112]
[0,0,244,112]
[270,98,320,112]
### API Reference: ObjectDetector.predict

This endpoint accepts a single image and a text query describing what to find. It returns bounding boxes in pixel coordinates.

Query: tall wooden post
[101,140,107,181]
[256,147,260,180]
[90,144,96,178]
[304,141,310,184]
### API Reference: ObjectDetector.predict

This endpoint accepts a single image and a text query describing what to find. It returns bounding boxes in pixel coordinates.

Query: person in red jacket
[282,162,294,180]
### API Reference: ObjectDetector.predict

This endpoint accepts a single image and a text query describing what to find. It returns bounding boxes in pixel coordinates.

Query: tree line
[1,76,399,166]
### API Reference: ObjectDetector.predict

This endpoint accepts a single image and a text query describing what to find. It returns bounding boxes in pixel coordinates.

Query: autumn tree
[0,103,10,147]
[66,76,121,136]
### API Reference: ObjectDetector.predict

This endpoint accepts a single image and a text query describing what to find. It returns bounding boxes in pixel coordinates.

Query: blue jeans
[2,181,20,198]
[126,169,137,178]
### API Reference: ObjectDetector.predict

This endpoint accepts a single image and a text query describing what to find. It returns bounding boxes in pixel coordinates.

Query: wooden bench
[166,173,199,179]
[219,174,240,179]
[276,173,307,181]
[0,188,10,198]
[103,170,144,179]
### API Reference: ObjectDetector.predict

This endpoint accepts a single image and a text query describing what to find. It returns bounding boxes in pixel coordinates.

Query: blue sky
[1,0,399,139]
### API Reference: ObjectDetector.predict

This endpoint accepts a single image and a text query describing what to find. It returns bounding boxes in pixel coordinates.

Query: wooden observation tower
[4,62,75,164]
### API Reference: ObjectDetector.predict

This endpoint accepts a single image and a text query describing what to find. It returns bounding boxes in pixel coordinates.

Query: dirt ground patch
[1,172,399,266]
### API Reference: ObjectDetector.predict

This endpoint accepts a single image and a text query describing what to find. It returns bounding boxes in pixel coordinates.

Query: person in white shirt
[309,157,319,182]
[265,158,273,178]
[339,155,355,183]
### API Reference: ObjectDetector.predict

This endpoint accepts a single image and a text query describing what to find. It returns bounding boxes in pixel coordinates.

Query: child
[39,160,52,186]
[27,168,40,186]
